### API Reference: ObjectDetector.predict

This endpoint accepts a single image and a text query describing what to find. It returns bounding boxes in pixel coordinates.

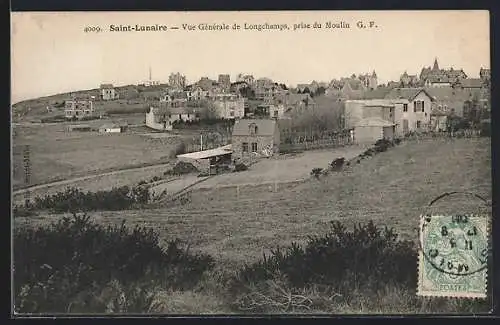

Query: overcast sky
[11,10,490,103]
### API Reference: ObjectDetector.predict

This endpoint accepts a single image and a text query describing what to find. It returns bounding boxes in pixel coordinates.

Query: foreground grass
[14,137,492,314]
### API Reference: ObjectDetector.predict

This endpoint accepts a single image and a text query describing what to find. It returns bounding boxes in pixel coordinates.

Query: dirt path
[12,162,173,195]
[148,146,366,196]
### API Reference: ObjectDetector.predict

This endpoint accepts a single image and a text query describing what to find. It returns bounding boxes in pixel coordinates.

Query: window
[274,110,279,117]
[251,142,258,152]
[230,111,235,117]
[242,142,249,152]
[249,123,258,135]
[414,101,424,112]
[416,120,421,129]
[403,103,408,112]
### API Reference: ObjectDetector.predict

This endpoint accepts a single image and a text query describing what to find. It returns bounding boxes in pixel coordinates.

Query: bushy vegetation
[234,163,248,172]
[287,96,344,132]
[310,168,324,179]
[227,221,416,312]
[14,185,151,215]
[232,221,416,289]
[164,161,199,176]
[170,142,187,158]
[14,214,215,313]
[330,157,345,171]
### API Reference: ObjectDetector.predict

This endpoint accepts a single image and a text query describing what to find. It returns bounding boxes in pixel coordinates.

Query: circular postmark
[419,191,490,277]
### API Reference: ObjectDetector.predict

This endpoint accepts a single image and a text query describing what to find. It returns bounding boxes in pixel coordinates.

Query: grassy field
[14,137,492,313]
[17,137,491,263]
[12,123,182,189]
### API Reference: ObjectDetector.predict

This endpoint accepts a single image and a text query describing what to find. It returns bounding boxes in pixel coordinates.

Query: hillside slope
[17,137,492,269]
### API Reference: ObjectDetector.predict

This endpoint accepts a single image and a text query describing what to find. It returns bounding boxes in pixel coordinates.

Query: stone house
[64,100,94,119]
[185,86,209,101]
[145,106,173,131]
[231,119,280,161]
[213,96,245,119]
[255,103,286,119]
[167,106,199,124]
[100,84,118,100]
[384,88,434,133]
[426,87,481,118]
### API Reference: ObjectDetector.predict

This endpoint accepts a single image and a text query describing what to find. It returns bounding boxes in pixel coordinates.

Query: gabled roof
[459,78,483,88]
[384,88,434,101]
[100,84,114,89]
[360,87,393,100]
[232,119,277,136]
[425,87,477,102]
[177,144,232,160]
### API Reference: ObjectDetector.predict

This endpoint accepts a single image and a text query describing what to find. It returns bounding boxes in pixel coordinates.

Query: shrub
[363,148,374,156]
[169,142,187,159]
[374,139,393,153]
[234,163,248,172]
[14,214,215,313]
[230,221,417,299]
[15,185,152,214]
[310,168,323,179]
[166,161,199,176]
[330,157,345,171]
[393,138,402,145]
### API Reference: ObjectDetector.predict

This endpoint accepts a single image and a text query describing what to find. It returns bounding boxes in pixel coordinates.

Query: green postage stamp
[418,214,490,298]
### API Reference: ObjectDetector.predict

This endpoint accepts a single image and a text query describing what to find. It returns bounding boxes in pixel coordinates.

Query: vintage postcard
[11,10,492,315]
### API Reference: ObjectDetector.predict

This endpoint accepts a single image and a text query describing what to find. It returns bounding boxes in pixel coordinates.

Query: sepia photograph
[11,10,492,315]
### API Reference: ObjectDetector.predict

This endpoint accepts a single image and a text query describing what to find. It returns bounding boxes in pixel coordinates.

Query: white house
[99,123,122,133]
[213,97,245,119]
[167,107,199,124]
[100,84,118,101]
[186,86,209,101]
[145,106,173,131]
[384,88,434,134]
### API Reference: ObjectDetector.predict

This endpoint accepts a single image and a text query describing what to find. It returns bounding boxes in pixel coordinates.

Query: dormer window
[249,123,258,135]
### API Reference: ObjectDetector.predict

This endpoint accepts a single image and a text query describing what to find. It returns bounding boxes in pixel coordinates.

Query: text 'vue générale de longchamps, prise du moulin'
[84,20,378,33]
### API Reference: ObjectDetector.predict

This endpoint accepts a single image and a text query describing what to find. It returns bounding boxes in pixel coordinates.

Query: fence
[404,128,487,141]
[279,128,353,152]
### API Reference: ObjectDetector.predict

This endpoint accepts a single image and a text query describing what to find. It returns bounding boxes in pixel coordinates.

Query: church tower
[432,57,440,71]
